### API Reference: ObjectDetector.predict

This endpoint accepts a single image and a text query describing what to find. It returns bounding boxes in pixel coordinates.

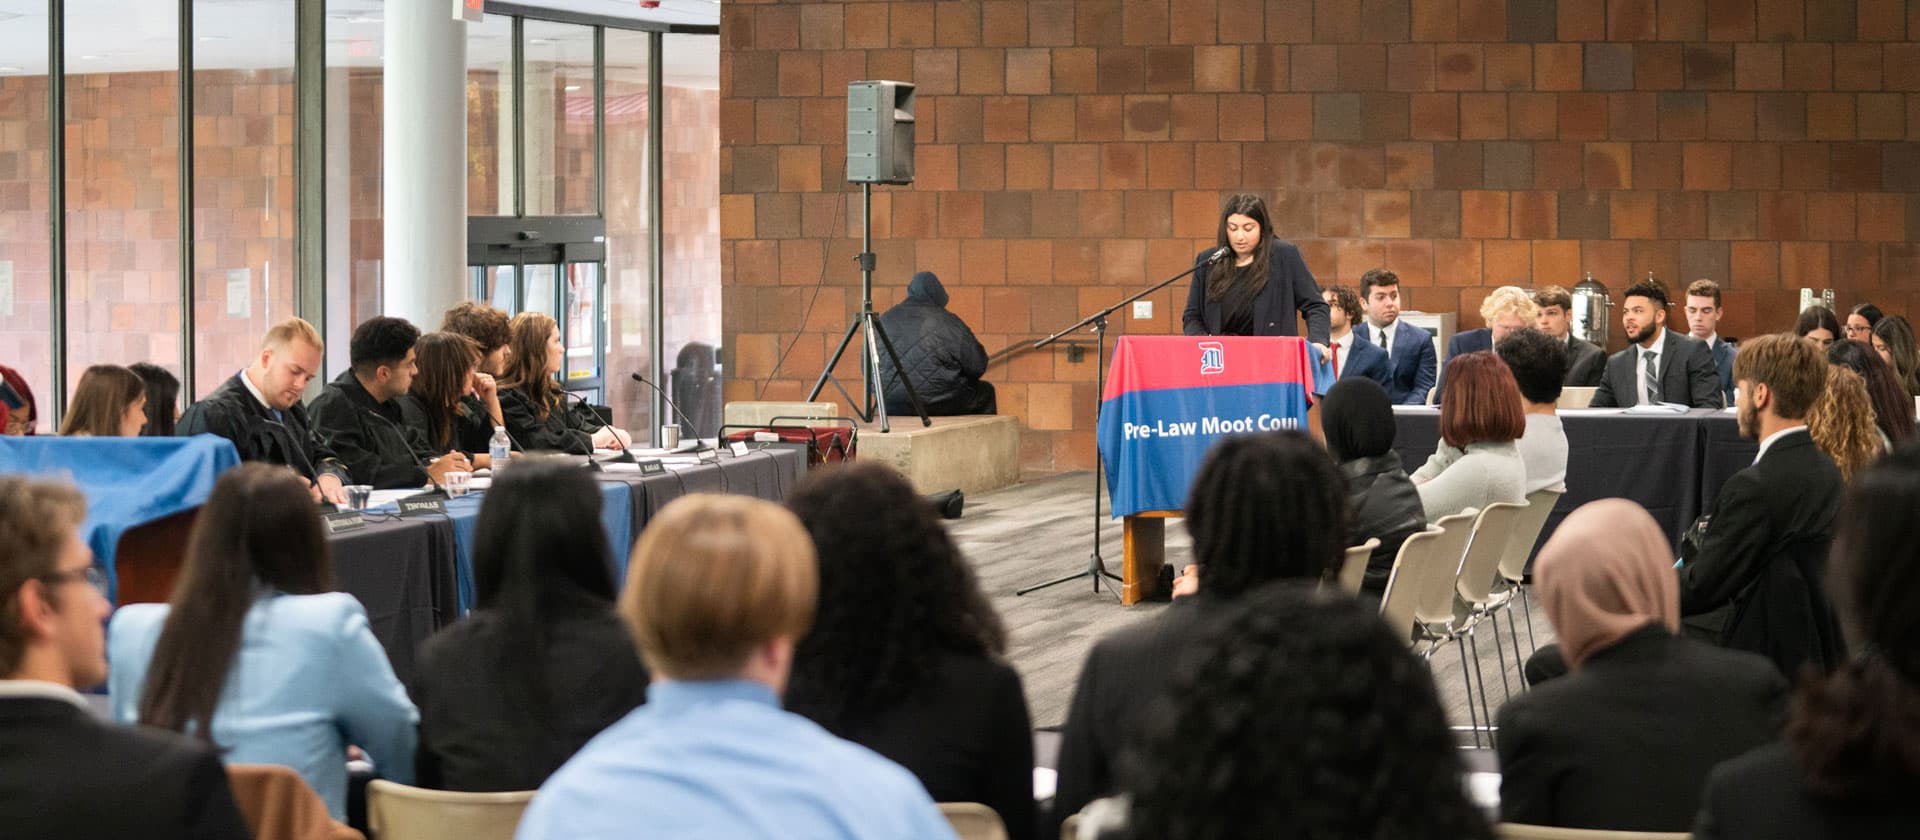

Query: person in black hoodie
[178,317,351,504]
[1320,378,1426,599]
[310,317,471,489]
[876,271,994,416]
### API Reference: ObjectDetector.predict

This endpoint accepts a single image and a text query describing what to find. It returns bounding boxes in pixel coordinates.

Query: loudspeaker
[846,80,915,185]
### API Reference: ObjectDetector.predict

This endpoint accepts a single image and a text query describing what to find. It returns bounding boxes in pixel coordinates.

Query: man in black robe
[178,318,351,504]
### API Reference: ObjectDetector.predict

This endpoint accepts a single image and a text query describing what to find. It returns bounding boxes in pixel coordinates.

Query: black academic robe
[308,370,434,489]
[178,373,349,483]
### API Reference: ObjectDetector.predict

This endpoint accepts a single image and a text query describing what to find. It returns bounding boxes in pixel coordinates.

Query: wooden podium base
[1120,510,1180,605]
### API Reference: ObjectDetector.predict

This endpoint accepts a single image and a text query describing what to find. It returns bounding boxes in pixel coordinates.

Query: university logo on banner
[1199,341,1225,375]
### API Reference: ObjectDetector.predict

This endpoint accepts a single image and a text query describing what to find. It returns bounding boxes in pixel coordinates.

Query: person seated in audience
[178,318,351,505]
[1052,432,1348,829]
[1795,305,1842,351]
[1590,279,1724,408]
[1827,340,1913,448]
[515,494,958,840]
[1806,366,1882,482]
[1497,499,1786,832]
[877,271,996,416]
[1535,285,1605,387]
[1685,279,1739,406]
[1321,285,1390,388]
[1845,302,1882,345]
[497,312,630,454]
[1500,329,1570,493]
[1871,314,1920,395]
[409,332,510,466]
[1319,378,1425,599]
[1446,285,1537,363]
[0,477,251,839]
[784,463,1034,840]
[1410,352,1528,522]
[0,362,37,435]
[410,458,647,792]
[1679,334,1846,681]
[108,464,418,820]
[310,316,471,489]
[130,362,181,437]
[57,364,148,437]
[1694,449,1920,838]
[441,300,513,377]
[1113,585,1491,840]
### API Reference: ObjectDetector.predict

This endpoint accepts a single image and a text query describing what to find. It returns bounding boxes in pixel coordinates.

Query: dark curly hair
[1495,327,1568,405]
[1124,583,1492,840]
[1623,277,1670,309]
[783,463,1007,735]
[1184,431,1347,598]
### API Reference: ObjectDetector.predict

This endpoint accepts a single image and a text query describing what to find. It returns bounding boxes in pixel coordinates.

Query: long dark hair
[470,458,622,715]
[411,332,483,449]
[1185,432,1348,598]
[129,363,179,437]
[1827,340,1914,445]
[139,464,332,738]
[783,462,1007,735]
[1126,584,1492,840]
[58,365,145,437]
[1796,305,1842,340]
[1204,194,1274,316]
[1790,447,1920,802]
[498,312,562,421]
[1873,315,1920,395]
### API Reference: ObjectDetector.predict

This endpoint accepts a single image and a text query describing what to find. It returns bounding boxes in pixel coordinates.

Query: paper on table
[366,489,418,509]
[1623,401,1689,414]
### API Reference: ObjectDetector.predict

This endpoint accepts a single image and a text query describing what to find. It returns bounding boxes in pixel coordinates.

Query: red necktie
[1331,343,1342,377]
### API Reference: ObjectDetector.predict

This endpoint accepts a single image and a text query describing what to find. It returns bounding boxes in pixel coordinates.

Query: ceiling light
[528,38,553,45]
[564,85,581,91]
[198,35,227,42]
[78,55,100,61]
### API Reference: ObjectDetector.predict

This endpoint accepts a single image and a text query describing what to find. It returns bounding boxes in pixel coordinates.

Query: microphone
[1204,247,1231,264]
[631,372,711,452]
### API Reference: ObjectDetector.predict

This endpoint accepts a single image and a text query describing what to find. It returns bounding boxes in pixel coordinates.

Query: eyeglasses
[1845,324,1872,336]
[40,566,108,596]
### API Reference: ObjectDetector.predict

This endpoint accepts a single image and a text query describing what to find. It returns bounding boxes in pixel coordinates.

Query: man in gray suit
[1590,279,1724,409]
[1685,279,1738,407]
[1534,285,1606,387]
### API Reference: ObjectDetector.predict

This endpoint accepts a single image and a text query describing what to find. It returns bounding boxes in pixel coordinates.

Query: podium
[1095,336,1329,604]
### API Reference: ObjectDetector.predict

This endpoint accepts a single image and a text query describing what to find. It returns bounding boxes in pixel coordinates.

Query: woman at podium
[1181,193,1330,347]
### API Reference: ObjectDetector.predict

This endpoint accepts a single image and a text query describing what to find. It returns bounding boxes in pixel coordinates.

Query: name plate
[729,441,751,457]
[323,510,366,534]
[636,458,666,476]
[698,448,722,464]
[398,492,448,516]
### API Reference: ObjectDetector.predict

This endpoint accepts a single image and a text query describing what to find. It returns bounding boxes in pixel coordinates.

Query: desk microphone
[631,373,711,452]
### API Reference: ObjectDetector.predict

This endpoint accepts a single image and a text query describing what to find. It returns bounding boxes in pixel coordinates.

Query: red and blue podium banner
[1097,336,1331,517]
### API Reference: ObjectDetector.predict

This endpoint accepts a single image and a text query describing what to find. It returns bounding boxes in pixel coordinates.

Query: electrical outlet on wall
[1132,300,1152,320]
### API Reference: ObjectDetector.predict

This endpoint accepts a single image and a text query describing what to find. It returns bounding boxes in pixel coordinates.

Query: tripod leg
[868,315,933,428]
[808,318,867,420]
[859,314,892,433]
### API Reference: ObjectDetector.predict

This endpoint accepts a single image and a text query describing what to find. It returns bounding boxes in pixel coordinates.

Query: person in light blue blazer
[109,463,418,821]
[1350,269,1438,404]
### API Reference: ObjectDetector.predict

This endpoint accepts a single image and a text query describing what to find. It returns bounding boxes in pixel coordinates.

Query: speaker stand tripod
[808,182,932,432]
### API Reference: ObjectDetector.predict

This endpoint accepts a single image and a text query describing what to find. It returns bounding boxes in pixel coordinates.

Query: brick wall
[720,0,1920,473]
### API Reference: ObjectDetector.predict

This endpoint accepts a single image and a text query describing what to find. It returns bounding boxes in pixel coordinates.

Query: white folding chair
[366,780,534,840]
[1488,488,1565,665]
[1557,387,1597,408]
[1451,501,1529,745]
[1495,824,1690,840]
[938,802,1009,840]
[1336,537,1381,593]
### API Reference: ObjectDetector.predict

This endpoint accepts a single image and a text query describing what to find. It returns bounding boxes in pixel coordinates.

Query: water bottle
[490,426,511,472]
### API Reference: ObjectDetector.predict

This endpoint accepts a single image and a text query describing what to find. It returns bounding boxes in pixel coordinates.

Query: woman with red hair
[1412,351,1527,522]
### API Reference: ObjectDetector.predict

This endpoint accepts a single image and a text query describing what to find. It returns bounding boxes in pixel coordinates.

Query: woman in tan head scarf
[1493,499,1788,832]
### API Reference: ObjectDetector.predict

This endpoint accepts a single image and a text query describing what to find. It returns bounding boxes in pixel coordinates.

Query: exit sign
[455,0,484,23]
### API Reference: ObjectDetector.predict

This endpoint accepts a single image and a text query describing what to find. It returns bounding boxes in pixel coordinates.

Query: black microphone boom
[631,373,710,451]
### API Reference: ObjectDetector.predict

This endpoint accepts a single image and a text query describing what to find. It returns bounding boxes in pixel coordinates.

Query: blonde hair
[1480,285,1540,325]
[1808,366,1883,482]
[620,494,817,680]
[261,318,323,352]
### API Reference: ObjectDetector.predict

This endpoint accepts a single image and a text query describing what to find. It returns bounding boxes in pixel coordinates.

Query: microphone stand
[630,372,711,452]
[1016,250,1227,599]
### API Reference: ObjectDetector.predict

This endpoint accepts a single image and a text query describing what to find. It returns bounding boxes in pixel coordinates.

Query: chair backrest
[1495,823,1690,840]
[1456,501,1528,608]
[366,780,535,840]
[938,802,1009,840]
[226,764,363,840]
[1498,488,1564,584]
[1336,537,1381,593]
[1061,813,1083,840]
[1558,387,1597,409]
[1413,509,1480,628]
[1377,527,1439,640]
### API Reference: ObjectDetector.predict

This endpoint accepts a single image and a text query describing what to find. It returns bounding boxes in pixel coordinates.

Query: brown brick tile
[1319,190,1365,238]
[1681,240,1732,285]
[1433,239,1483,285]
[1477,43,1528,91]
[982,0,1029,46]
[1437,44,1485,90]
[1835,44,1884,91]
[1337,240,1392,284]
[1219,0,1268,44]
[1756,93,1807,141]
[893,2,937,47]
[1586,142,1634,188]
[1559,191,1611,239]
[1859,93,1906,140]
[1481,241,1534,286]
[1171,94,1220,140]
[1435,141,1487,188]
[1731,142,1783,190]
[1340,44,1390,90]
[1659,190,1709,238]
[1170,0,1220,44]
[1510,190,1557,237]
[1859,0,1905,41]
[1509,0,1559,42]
[1076,95,1124,141]
[1461,93,1509,140]
[868,48,914,82]
[1831,143,1883,191]
[1888,45,1920,91]
[1458,0,1506,41]
[1413,190,1463,238]
[1101,143,1150,189]
[1612,190,1660,239]
[1557,0,1605,40]
[1781,242,1829,290]
[1007,49,1052,95]
[753,5,799,50]
[1707,93,1755,141]
[938,96,984,142]
[915,145,961,191]
[913,49,960,95]
[1684,45,1734,90]
[1806,193,1858,241]
[1535,141,1588,189]
[1510,93,1559,139]
[1536,43,1585,91]
[1006,144,1052,189]
[1829,243,1881,294]
[1361,92,1412,141]
[1049,47,1096,93]
[722,195,757,240]
[1029,96,1077,141]
[845,4,891,48]
[1097,47,1146,92]
[1125,95,1173,140]
[1387,142,1436,188]
[958,144,1005,191]
[1858,193,1906,241]
[1391,44,1438,92]
[1588,43,1637,90]
[940,192,988,237]
[1028,1,1075,45]
[1658,0,1707,40]
[732,146,779,193]
[1413,0,1460,41]
[1733,43,1783,91]
[1124,190,1174,237]
[1195,45,1242,92]
[1781,142,1832,190]
[982,97,1030,142]
[1192,142,1243,189]
[1146,45,1196,92]
[1292,45,1340,92]
[1314,0,1364,40]
[1461,190,1510,238]
[1121,0,1170,44]
[1683,142,1734,190]
[1627,42,1680,91]
[1629,241,1682,286]
[1029,192,1081,236]
[1611,92,1660,140]
[1533,240,1584,286]
[1809,93,1857,141]
[1140,142,1192,189]
[1610,0,1658,40]
[1385,239,1437,288]
[1365,190,1413,238]
[1730,241,1781,288]
[1267,94,1315,140]
[1660,92,1709,139]
[1219,93,1266,140]
[1707,191,1758,239]
[1051,144,1101,189]
[1242,44,1288,91]
[1751,0,1801,40]
[1886,144,1920,191]
[1560,93,1611,140]
[935,1,981,47]
[1411,92,1460,139]
[1805,0,1856,41]
[1784,44,1834,91]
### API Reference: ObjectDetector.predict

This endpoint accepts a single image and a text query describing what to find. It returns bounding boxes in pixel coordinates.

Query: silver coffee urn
[1571,272,1612,348]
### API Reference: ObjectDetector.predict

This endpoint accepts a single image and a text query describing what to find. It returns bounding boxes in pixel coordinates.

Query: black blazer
[1495,627,1787,832]
[1694,742,1920,839]
[0,694,251,839]
[790,654,1036,840]
[1181,240,1330,344]
[1341,452,1427,598]
[1052,598,1215,831]
[1679,431,1847,680]
[178,373,351,482]
[499,386,602,455]
[308,370,434,489]
[1564,335,1606,387]
[410,606,650,792]
[1589,330,1724,408]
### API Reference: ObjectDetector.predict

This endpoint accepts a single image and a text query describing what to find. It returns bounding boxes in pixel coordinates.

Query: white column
[383,4,468,326]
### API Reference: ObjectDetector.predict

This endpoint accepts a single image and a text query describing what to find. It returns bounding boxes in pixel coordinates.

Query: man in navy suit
[1321,285,1390,390]
[1445,286,1537,363]
[1351,269,1437,405]
[1684,279,1738,407]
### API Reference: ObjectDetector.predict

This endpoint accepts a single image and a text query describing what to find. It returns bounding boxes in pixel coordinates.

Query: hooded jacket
[877,272,988,409]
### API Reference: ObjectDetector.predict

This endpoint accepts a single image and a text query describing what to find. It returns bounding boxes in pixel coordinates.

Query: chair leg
[1488,616,1514,704]
[1519,585,1539,656]
[1455,638,1483,750]
[1502,609,1527,693]
[1468,629,1498,750]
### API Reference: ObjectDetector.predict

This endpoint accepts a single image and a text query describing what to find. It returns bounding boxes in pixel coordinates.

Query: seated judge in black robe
[1182,193,1330,346]
[409,331,512,466]
[309,317,471,490]
[497,311,629,455]
[178,318,350,503]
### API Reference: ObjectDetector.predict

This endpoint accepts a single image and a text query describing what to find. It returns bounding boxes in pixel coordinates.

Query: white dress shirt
[1636,328,1667,404]
[1330,332,1355,378]
[1753,425,1809,464]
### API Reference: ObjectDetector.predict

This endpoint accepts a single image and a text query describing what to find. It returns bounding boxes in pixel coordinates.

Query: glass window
[0,14,49,431]
[63,2,183,403]
[465,13,512,215]
[193,0,297,398]
[522,19,596,216]
[602,28,651,438]
[660,33,719,439]
[323,2,386,375]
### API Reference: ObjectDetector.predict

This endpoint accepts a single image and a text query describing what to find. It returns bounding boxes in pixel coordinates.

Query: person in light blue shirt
[516,493,958,840]
[108,463,418,820]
